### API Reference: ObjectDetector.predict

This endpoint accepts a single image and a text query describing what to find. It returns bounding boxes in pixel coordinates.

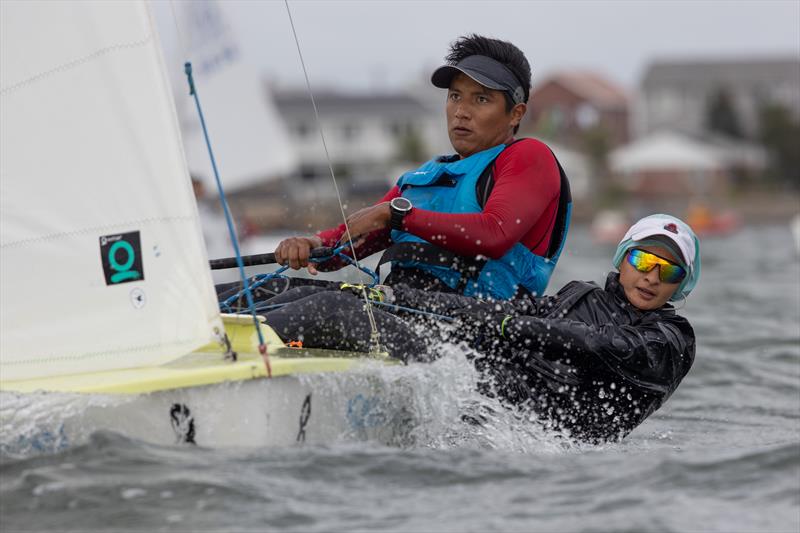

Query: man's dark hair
[445,33,532,114]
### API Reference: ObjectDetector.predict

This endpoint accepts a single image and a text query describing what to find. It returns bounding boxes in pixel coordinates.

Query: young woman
[256,214,701,443]
[417,213,701,442]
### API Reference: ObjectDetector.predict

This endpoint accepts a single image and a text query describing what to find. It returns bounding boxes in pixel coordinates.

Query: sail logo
[99,231,144,285]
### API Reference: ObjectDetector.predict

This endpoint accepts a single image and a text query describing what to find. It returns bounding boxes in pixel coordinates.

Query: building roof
[535,71,629,109]
[642,57,800,90]
[273,89,429,118]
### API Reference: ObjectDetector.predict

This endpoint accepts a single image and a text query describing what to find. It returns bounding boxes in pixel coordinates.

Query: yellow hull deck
[0,315,397,395]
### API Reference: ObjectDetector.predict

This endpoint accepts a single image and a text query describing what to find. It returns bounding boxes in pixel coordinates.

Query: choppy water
[2,224,799,532]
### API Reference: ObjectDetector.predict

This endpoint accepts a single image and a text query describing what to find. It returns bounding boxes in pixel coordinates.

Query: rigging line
[167,0,189,61]
[283,0,382,352]
[168,0,272,375]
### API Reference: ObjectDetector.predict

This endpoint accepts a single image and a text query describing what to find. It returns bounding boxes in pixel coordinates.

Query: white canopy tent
[610,131,723,174]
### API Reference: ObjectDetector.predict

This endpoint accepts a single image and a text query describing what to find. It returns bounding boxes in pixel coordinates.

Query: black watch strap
[390,207,405,231]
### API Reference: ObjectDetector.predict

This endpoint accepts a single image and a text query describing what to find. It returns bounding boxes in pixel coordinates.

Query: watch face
[392,197,412,212]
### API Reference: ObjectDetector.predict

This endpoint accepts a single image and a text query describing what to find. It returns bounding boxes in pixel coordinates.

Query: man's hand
[345,202,391,241]
[274,235,324,274]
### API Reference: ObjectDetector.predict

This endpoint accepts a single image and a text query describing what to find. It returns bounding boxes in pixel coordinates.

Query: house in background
[633,57,800,139]
[611,131,728,198]
[608,131,744,235]
[273,90,443,201]
[544,142,591,202]
[524,71,630,149]
[696,132,769,184]
[221,88,446,230]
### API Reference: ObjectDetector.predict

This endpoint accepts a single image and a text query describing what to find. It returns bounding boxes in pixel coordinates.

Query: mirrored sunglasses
[626,249,687,284]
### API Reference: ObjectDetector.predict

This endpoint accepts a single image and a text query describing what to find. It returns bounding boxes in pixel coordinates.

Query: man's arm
[277,187,400,272]
[275,138,560,270]
[316,186,400,247]
[314,187,400,271]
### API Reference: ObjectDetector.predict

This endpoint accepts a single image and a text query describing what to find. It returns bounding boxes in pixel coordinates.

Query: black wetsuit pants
[216,280,432,362]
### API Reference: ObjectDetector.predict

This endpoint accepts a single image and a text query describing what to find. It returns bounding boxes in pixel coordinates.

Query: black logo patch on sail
[99,231,144,285]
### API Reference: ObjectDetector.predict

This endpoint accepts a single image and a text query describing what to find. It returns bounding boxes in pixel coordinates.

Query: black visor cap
[431,55,525,105]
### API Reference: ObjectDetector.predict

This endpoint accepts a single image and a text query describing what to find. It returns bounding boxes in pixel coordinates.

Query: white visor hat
[620,214,696,268]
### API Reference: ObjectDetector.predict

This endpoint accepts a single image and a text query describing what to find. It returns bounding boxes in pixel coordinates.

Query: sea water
[1,225,798,532]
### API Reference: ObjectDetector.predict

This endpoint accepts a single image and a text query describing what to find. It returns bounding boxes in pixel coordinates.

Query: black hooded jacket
[392,272,696,442]
[222,272,695,443]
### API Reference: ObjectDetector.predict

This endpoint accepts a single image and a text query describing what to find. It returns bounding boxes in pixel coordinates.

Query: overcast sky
[155,0,800,92]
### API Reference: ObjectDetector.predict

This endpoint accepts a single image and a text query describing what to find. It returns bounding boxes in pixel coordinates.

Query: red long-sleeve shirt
[317,138,561,268]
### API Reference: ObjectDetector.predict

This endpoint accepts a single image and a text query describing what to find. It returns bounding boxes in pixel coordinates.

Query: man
[262,214,701,443]
[275,34,571,300]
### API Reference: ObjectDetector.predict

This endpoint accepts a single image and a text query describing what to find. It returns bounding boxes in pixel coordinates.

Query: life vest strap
[476,145,572,260]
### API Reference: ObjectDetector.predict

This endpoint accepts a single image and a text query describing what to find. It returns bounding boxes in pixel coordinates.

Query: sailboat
[168,0,297,193]
[0,0,402,453]
[166,0,299,281]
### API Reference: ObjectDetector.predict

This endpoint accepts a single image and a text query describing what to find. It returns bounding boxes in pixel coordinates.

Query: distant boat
[169,0,298,278]
[685,203,741,237]
[170,0,298,193]
[591,203,741,244]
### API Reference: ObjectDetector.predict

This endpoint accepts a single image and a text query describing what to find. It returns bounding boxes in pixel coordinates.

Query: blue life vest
[387,142,571,300]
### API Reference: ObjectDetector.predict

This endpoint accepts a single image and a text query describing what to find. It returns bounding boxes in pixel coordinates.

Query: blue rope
[218,245,380,313]
[250,299,455,322]
[254,302,291,313]
[184,62,265,348]
[327,246,380,286]
[224,289,455,322]
[219,265,289,313]
[370,301,455,322]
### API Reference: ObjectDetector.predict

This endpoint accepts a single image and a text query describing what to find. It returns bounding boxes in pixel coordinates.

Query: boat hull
[1,363,418,454]
[1,316,413,454]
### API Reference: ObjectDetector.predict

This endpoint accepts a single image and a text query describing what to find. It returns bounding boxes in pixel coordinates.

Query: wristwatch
[389,197,413,231]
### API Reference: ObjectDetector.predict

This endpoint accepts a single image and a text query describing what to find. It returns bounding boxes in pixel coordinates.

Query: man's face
[446,73,525,158]
[618,244,682,311]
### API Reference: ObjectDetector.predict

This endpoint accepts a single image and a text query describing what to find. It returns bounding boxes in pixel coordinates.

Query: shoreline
[230,188,800,233]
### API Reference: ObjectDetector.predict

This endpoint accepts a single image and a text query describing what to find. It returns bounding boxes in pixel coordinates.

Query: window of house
[342,123,360,140]
[653,89,680,118]
[295,122,310,138]
[575,103,599,129]
[388,122,412,137]
[299,164,317,180]
[547,106,565,132]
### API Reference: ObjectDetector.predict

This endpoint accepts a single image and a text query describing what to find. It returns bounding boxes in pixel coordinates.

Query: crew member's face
[446,73,526,158]
[618,244,682,311]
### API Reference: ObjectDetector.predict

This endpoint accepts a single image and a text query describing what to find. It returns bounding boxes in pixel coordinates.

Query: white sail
[0,0,223,382]
[171,0,297,191]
